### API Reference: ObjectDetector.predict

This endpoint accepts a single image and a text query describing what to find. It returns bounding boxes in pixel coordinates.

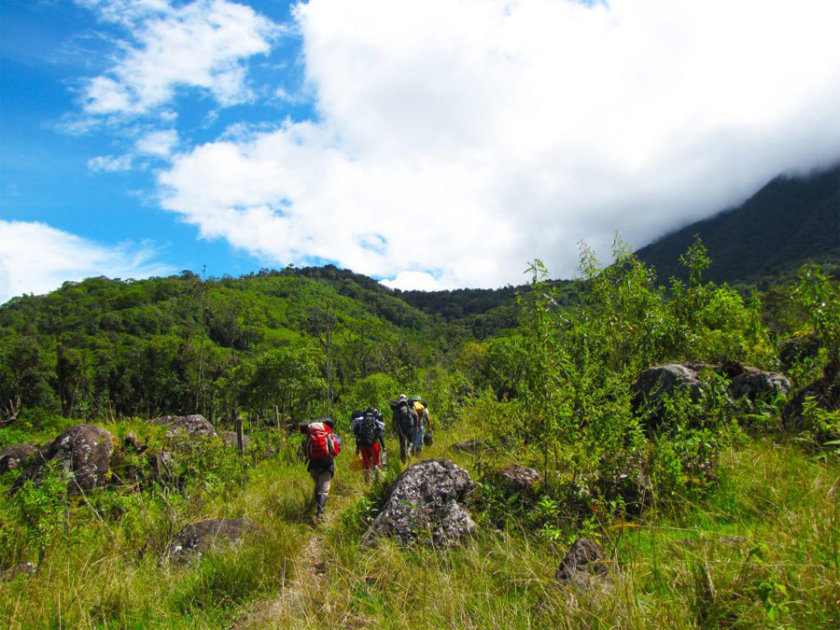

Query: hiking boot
[315,494,327,519]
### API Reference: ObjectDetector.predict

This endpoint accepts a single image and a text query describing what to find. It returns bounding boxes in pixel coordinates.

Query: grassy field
[3,423,837,630]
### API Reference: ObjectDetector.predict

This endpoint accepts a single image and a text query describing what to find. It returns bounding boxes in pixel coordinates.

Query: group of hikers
[297,394,433,520]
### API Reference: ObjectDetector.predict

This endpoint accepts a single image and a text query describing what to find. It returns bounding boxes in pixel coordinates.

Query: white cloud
[153,0,840,289]
[80,0,278,117]
[0,221,175,304]
[88,153,134,172]
[136,129,178,157]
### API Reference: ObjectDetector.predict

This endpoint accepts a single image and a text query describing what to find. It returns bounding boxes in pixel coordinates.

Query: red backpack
[302,421,341,459]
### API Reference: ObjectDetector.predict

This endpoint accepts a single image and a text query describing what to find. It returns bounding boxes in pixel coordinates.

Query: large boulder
[150,414,217,438]
[555,538,613,588]
[364,458,476,547]
[12,424,113,494]
[728,368,792,401]
[631,363,705,434]
[0,443,37,474]
[166,517,259,563]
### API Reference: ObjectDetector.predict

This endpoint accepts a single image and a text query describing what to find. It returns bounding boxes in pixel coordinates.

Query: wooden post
[274,406,280,431]
[235,416,244,455]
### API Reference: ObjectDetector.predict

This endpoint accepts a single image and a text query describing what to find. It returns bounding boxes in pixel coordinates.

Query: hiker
[299,418,341,520]
[390,394,416,463]
[411,398,432,456]
[351,407,386,482]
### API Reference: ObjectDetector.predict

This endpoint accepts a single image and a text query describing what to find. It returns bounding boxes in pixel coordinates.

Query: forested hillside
[0,267,460,426]
[636,164,840,285]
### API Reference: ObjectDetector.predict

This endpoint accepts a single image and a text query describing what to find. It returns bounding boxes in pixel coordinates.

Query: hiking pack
[395,402,414,434]
[356,410,379,447]
[302,421,341,459]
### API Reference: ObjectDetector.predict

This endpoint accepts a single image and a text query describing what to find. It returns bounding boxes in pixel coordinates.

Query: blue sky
[2,0,840,304]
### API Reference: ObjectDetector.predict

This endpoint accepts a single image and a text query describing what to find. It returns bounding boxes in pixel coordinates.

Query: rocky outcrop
[728,368,792,401]
[150,414,217,438]
[0,443,37,474]
[555,538,612,588]
[166,518,259,563]
[12,424,113,494]
[364,458,476,547]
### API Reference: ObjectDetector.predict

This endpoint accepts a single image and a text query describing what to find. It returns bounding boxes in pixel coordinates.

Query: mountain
[635,164,840,285]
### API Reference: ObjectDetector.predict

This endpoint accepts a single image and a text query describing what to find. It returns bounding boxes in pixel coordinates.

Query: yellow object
[349,455,363,471]
[413,401,426,415]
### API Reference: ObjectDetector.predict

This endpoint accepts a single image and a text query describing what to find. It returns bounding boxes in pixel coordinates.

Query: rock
[0,443,37,473]
[220,431,250,449]
[166,517,259,563]
[555,538,612,587]
[594,452,652,516]
[364,458,476,547]
[150,414,217,438]
[11,424,113,495]
[494,466,541,496]
[782,365,840,440]
[780,334,820,371]
[631,363,705,434]
[1,561,36,582]
[728,368,792,401]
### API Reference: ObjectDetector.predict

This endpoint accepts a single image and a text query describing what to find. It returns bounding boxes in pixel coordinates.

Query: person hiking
[299,417,341,521]
[389,394,416,463]
[410,398,432,457]
[351,407,386,482]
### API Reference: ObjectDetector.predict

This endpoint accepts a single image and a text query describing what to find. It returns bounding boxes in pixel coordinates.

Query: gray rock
[0,443,37,473]
[495,466,541,496]
[555,538,612,587]
[728,368,792,401]
[220,430,250,449]
[150,414,217,438]
[166,517,259,563]
[12,424,113,494]
[782,366,840,440]
[450,440,487,452]
[631,363,705,434]
[1,561,36,582]
[364,458,476,547]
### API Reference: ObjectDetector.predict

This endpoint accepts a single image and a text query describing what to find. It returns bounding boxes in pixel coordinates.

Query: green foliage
[1,462,69,567]
[794,263,840,368]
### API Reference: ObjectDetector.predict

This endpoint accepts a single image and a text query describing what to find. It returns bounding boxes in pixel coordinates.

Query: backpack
[356,411,378,447]
[302,421,341,459]
[396,402,414,434]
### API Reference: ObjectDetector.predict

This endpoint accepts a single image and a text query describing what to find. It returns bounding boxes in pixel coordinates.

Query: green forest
[1,238,838,629]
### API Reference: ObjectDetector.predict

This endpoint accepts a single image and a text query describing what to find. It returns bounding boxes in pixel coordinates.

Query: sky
[2,0,840,304]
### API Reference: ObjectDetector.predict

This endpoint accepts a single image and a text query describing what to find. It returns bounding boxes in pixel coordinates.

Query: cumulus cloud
[152,0,840,289]
[79,0,279,117]
[0,221,175,304]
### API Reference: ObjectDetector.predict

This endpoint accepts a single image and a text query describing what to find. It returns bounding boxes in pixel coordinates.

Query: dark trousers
[398,429,414,462]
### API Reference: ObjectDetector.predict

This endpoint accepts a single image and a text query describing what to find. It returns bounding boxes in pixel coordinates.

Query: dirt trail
[232,496,346,629]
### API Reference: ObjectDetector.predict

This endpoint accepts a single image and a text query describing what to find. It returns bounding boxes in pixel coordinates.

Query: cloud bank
[0,221,175,304]
[154,0,840,289]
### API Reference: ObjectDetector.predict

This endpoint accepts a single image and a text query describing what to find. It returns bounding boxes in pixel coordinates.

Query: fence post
[235,416,244,455]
